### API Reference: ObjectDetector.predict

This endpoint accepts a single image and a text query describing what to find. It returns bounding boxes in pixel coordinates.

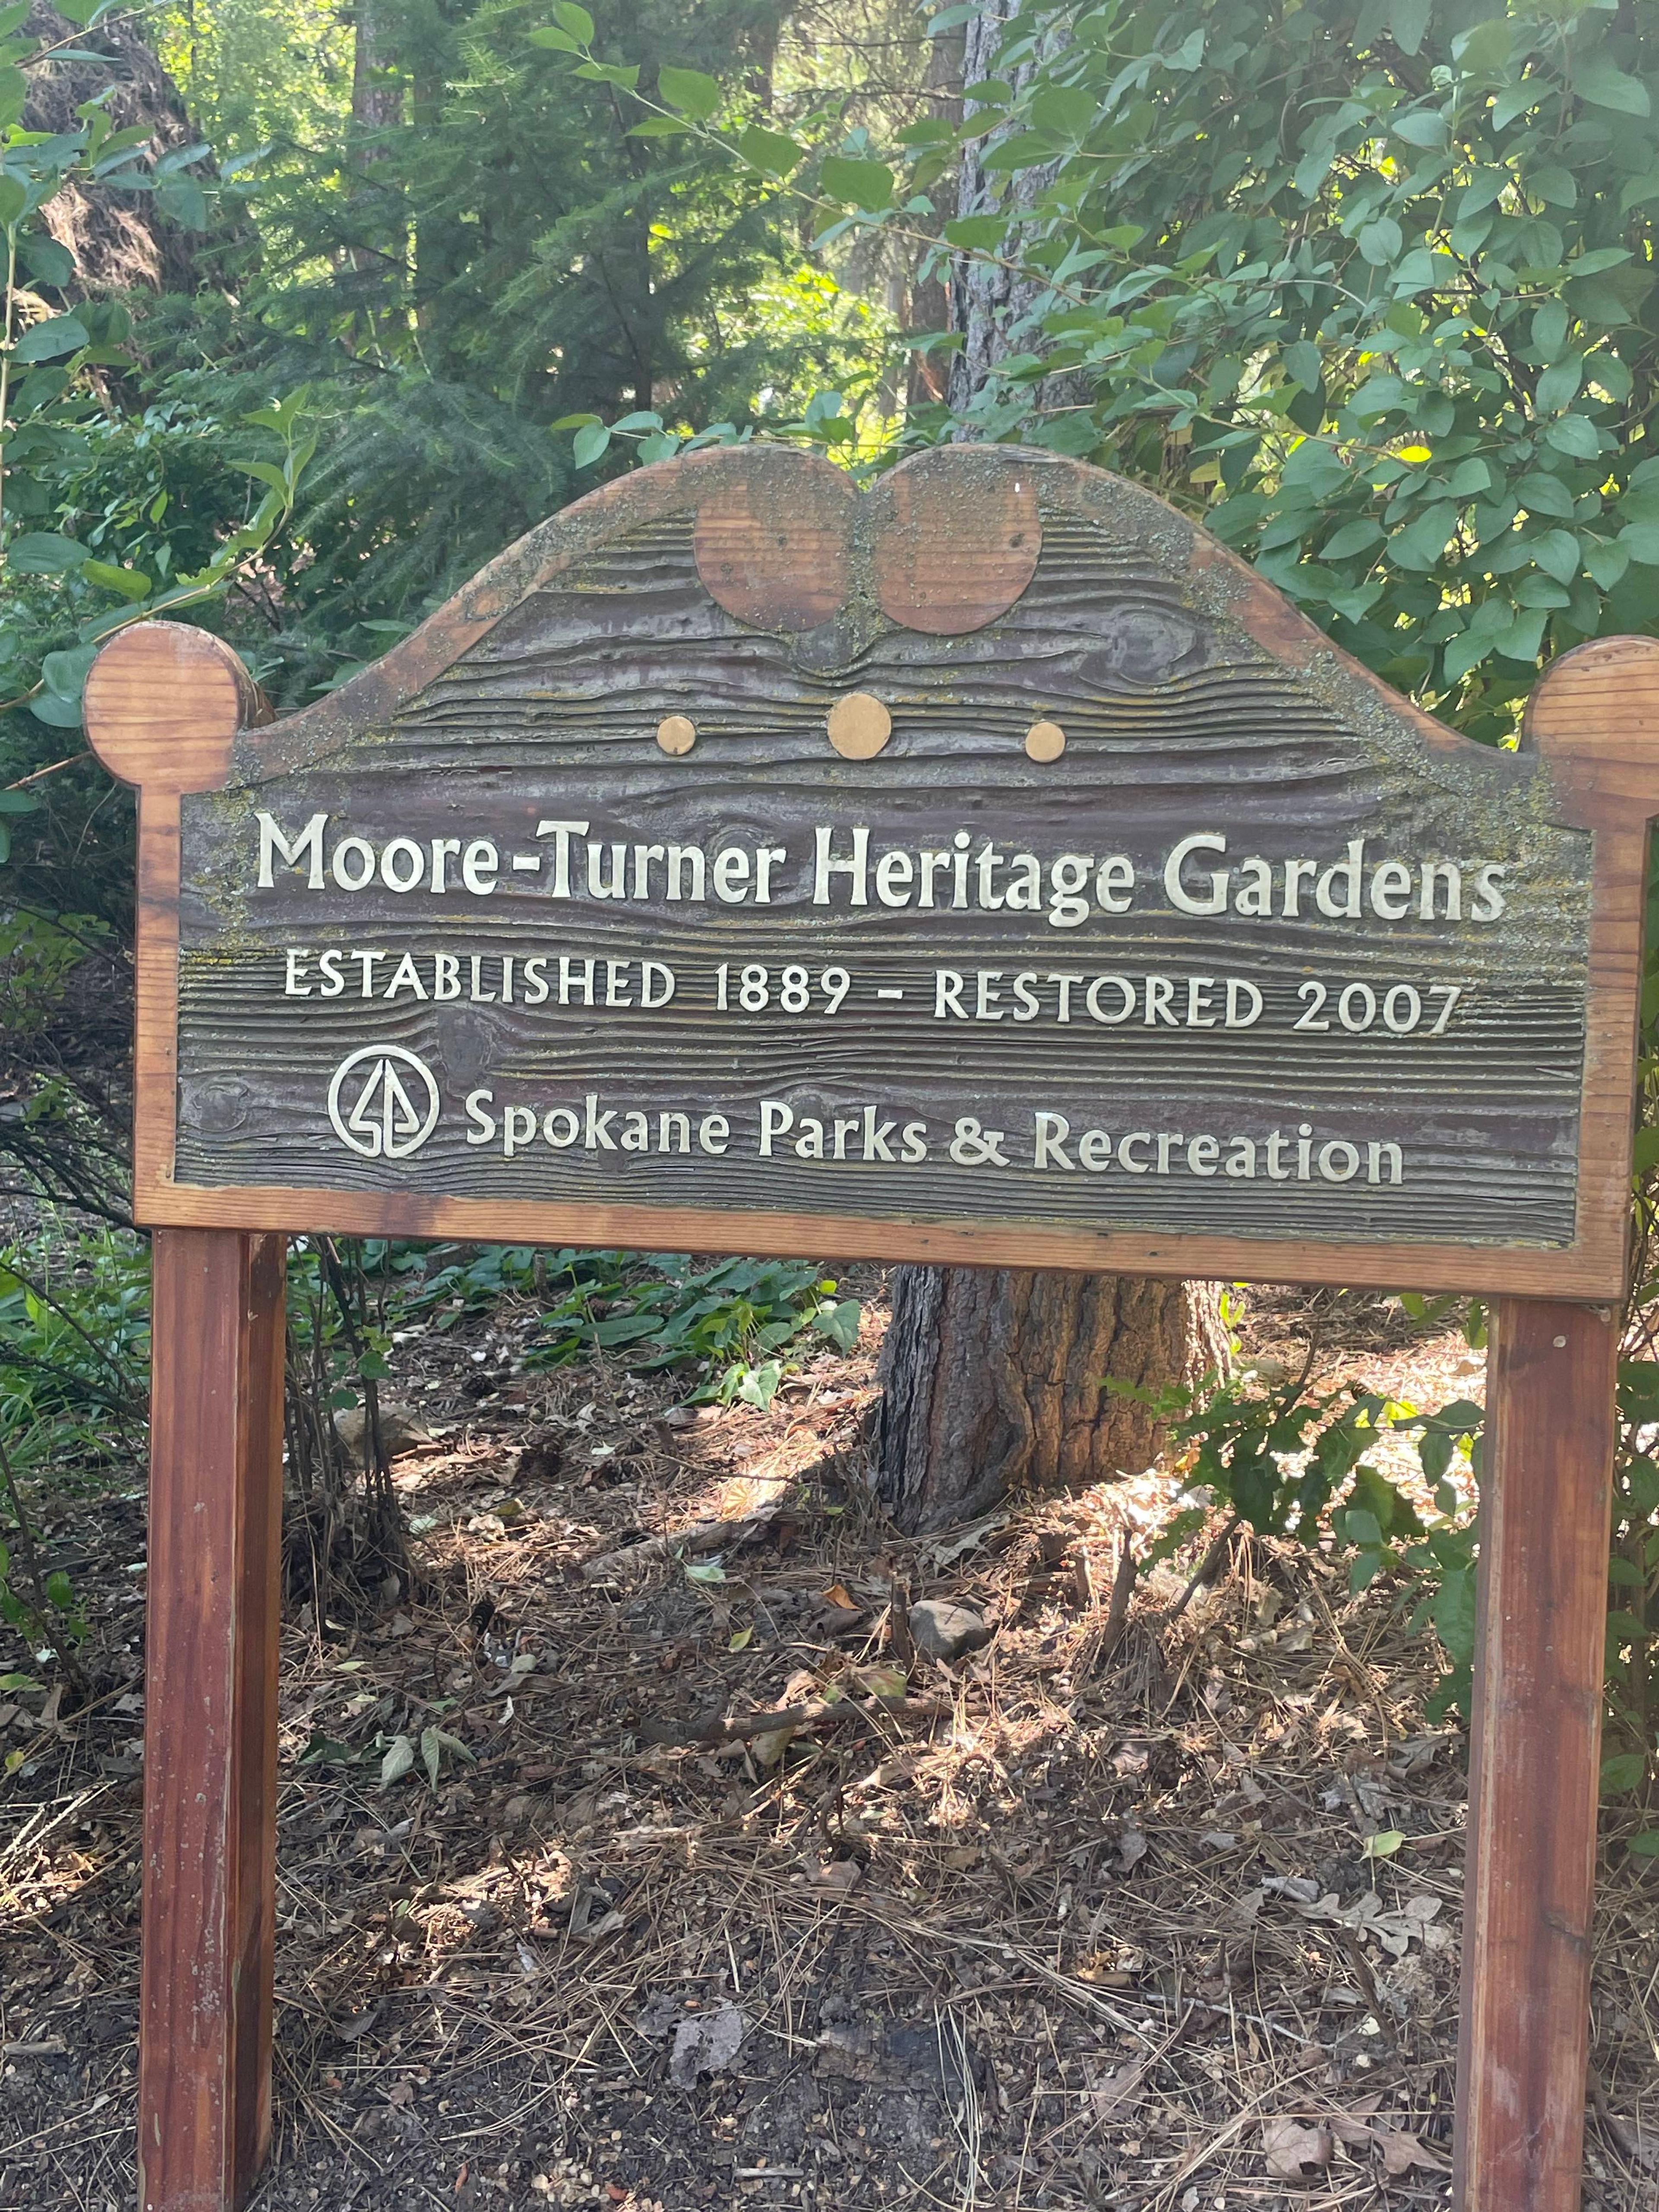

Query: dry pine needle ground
[2,1275,1657,2212]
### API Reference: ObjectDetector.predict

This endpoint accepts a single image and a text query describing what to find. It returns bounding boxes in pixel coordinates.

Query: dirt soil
[3,1276,1658,2212]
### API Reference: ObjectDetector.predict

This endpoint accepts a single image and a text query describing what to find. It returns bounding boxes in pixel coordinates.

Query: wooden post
[1456,1297,1619,2212]
[140,1228,286,2212]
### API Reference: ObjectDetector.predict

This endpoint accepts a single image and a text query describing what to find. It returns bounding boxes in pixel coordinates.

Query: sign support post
[1458,1297,1620,2212]
[140,1229,286,2212]
[81,447,1659,2212]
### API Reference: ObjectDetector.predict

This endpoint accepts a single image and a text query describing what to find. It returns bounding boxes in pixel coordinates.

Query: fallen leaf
[728,1625,753,1651]
[378,1735,416,1788]
[1118,1824,1149,1872]
[1088,2059,1145,2118]
[1363,1829,1406,1859]
[669,2002,748,2088]
[820,1582,858,1611]
[809,1857,861,1893]
[1262,2118,1334,2180]
[1378,2128,1451,2175]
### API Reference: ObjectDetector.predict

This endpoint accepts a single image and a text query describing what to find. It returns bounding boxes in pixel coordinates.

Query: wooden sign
[83,447,1659,2212]
[84,444,1659,1296]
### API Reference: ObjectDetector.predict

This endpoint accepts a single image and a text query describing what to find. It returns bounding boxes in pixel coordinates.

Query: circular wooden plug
[84,622,266,795]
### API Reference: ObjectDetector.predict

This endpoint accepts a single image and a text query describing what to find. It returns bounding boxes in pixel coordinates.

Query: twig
[1160,1510,1243,1625]
[652,1693,949,1749]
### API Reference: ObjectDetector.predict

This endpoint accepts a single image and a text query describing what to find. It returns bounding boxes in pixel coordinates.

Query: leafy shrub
[527,1251,861,1409]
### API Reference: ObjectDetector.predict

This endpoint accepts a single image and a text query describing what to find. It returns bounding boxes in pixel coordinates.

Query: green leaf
[572,421,611,468]
[1601,1751,1649,1795]
[1532,529,1580,585]
[156,172,209,230]
[41,643,97,699]
[1628,1832,1659,1858]
[10,313,88,362]
[1389,0,1431,55]
[6,531,89,573]
[1545,413,1600,460]
[1452,17,1510,72]
[1573,58,1650,118]
[628,115,691,137]
[820,155,895,211]
[44,1569,74,1609]
[1392,108,1448,147]
[1515,470,1576,519]
[0,173,25,227]
[1583,540,1637,593]
[573,60,639,88]
[81,557,151,600]
[1535,353,1584,415]
[945,213,1006,250]
[658,65,720,120]
[551,0,594,40]
[737,124,804,176]
[528,24,582,50]
[1362,1829,1406,1859]
[1357,216,1402,266]
[1620,521,1659,566]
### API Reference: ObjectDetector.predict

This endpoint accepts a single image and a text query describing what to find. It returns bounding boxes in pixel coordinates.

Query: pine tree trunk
[875,0,1227,1535]
[875,1269,1227,1534]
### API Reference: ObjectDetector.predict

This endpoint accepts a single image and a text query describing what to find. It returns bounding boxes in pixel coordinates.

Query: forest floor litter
[3,1272,1658,2211]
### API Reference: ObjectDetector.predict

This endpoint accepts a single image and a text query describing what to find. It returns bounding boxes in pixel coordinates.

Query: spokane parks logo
[327,1046,441,1160]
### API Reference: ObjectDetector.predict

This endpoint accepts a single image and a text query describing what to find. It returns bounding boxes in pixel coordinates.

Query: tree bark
[877,0,1226,1535]
[875,1268,1228,1535]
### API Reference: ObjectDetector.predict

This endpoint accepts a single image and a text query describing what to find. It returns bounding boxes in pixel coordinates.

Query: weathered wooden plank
[1456,1296,1619,2212]
[140,1228,285,2212]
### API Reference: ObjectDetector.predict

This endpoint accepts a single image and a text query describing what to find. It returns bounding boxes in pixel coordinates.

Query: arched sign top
[86,445,1659,1295]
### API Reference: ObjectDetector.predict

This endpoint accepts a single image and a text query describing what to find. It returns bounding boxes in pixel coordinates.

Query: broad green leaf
[0,173,25,227]
[1357,217,1402,266]
[628,115,691,137]
[1584,538,1630,590]
[1620,521,1659,566]
[1451,17,1510,72]
[658,65,719,120]
[1535,353,1584,415]
[1362,1829,1406,1859]
[550,0,594,40]
[573,60,639,88]
[945,214,1006,250]
[6,531,89,573]
[528,24,582,50]
[10,313,88,362]
[1573,59,1650,118]
[81,558,152,600]
[1322,517,1384,559]
[572,421,611,468]
[1530,300,1568,362]
[1531,529,1580,585]
[820,155,895,211]
[737,124,804,176]
[1600,1751,1648,1795]
[1389,0,1430,55]
[41,643,97,699]
[1392,108,1448,148]
[1545,413,1600,460]
[156,172,209,230]
[1515,471,1576,519]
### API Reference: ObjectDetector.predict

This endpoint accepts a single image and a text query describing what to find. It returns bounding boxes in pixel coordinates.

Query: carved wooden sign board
[86,445,1659,1297]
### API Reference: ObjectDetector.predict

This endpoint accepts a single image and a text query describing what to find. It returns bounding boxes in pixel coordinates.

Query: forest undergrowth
[3,1266,1658,2212]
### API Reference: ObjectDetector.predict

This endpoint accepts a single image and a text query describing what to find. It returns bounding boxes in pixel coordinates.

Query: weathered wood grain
[140,1228,285,2212]
[1457,1297,1619,2212]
